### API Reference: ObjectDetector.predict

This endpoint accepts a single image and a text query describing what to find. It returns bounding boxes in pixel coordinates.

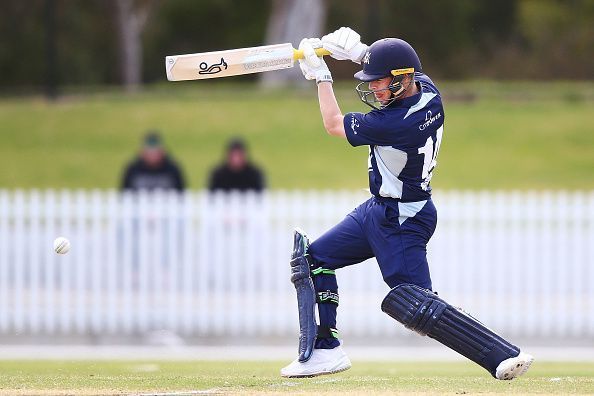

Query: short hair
[143,130,162,147]
[227,137,247,152]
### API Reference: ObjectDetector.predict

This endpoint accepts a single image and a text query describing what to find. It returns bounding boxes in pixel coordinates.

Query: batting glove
[298,38,333,84]
[322,27,368,64]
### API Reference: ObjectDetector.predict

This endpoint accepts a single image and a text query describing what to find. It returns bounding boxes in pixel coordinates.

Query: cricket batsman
[281,27,534,380]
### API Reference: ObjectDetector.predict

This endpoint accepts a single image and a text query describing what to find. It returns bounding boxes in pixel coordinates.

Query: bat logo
[198,58,228,75]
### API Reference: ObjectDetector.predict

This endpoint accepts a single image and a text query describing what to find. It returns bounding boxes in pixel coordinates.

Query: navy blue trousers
[309,197,437,348]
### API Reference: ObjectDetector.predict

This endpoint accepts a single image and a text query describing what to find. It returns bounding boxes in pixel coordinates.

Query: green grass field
[0,360,592,395]
[0,81,593,190]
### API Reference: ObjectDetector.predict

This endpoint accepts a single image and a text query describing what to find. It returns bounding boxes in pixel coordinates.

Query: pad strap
[311,267,336,276]
[317,326,339,339]
[317,291,339,305]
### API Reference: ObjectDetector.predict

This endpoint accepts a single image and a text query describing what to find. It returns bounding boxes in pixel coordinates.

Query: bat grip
[293,47,332,60]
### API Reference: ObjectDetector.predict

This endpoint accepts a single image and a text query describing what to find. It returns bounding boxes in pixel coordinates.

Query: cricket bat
[165,43,331,81]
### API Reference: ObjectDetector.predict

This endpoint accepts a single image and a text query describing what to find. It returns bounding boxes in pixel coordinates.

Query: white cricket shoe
[281,345,352,378]
[495,351,534,380]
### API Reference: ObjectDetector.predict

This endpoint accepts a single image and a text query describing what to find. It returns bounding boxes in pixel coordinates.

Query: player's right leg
[281,200,374,378]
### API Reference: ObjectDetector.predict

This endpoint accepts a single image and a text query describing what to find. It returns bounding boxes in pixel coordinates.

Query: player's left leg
[382,284,534,380]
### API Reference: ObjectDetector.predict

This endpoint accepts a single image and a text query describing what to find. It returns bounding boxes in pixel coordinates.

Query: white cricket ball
[53,237,71,254]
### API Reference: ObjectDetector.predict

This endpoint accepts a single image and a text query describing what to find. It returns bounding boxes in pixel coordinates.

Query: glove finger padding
[321,32,349,61]
[301,39,322,68]
[298,39,316,80]
[307,37,323,50]
[298,61,315,80]
[322,26,368,63]
[298,38,333,84]
[298,63,313,81]
[336,27,361,49]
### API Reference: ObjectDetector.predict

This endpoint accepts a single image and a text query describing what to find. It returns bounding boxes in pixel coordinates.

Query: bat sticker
[198,58,228,75]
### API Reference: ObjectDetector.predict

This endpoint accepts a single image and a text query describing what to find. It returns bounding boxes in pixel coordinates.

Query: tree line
[0,0,592,94]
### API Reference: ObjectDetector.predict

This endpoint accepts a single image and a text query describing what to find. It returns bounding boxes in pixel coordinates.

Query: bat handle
[293,47,332,60]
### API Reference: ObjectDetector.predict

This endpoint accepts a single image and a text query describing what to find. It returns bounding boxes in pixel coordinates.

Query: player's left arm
[298,39,346,139]
[317,82,346,138]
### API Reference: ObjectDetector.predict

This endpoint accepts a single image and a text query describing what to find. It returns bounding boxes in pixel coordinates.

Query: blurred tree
[326,0,518,79]
[513,0,594,79]
[260,0,328,86]
[0,0,592,91]
[143,0,271,83]
[44,0,58,99]
[0,1,118,90]
[0,1,47,90]
[114,0,156,92]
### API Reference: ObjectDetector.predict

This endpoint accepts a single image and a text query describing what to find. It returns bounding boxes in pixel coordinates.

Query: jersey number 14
[418,125,444,191]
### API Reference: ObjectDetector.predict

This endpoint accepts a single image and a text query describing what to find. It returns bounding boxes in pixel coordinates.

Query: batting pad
[381,284,520,377]
[289,229,317,363]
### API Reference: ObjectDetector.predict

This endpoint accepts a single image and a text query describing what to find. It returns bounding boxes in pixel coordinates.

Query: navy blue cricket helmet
[354,38,422,109]
[355,38,422,81]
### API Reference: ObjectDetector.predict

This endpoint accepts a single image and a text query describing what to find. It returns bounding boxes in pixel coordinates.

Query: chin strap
[389,74,414,98]
[355,74,416,110]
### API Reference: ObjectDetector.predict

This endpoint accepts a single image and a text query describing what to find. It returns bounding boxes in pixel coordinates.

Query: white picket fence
[0,189,593,341]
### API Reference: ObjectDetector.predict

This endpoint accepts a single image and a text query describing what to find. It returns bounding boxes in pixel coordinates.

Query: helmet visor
[354,67,416,82]
[354,70,390,82]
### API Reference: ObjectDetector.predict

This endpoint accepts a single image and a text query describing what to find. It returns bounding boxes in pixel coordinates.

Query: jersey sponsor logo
[350,114,360,134]
[363,51,371,64]
[419,110,442,131]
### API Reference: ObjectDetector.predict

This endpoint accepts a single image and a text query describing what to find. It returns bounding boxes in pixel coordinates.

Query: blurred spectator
[208,137,265,192]
[121,131,185,192]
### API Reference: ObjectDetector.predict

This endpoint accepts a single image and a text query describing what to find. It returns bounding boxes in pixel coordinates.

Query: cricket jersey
[344,73,444,203]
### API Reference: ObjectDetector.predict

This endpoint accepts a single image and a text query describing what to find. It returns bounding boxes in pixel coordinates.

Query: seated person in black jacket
[208,138,265,192]
[121,132,185,192]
